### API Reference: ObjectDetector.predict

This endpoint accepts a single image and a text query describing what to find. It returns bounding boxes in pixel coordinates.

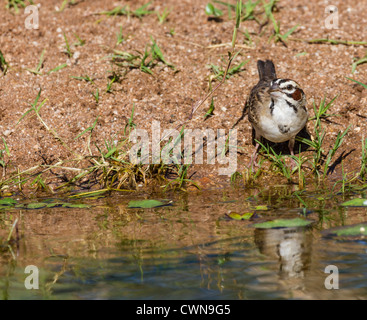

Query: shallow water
[1,186,367,300]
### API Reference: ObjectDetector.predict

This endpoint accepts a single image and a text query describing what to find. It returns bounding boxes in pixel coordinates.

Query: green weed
[92,88,99,104]
[116,26,124,45]
[6,0,33,13]
[208,59,248,89]
[0,50,9,75]
[264,0,297,45]
[63,33,73,57]
[205,3,223,17]
[109,37,175,75]
[98,2,154,18]
[26,49,45,75]
[71,74,95,84]
[157,8,170,24]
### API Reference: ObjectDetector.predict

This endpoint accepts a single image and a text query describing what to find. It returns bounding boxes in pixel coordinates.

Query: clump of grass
[0,50,9,76]
[97,2,154,19]
[297,96,350,180]
[2,90,198,194]
[108,37,175,75]
[6,0,33,13]
[257,140,293,183]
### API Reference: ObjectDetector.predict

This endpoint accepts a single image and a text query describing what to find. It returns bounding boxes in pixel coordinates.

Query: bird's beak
[269,82,280,92]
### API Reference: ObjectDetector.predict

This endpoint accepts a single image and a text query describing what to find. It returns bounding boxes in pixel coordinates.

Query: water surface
[1,187,367,300]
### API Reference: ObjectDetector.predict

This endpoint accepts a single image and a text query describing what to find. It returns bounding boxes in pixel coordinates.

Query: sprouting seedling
[26,49,45,75]
[48,63,68,75]
[71,75,95,84]
[124,104,136,135]
[352,53,367,73]
[116,26,124,45]
[6,0,33,13]
[17,88,47,125]
[93,88,99,104]
[108,37,175,75]
[150,37,176,70]
[73,33,85,47]
[98,2,154,18]
[63,32,73,57]
[241,0,259,21]
[106,74,118,93]
[208,57,248,90]
[205,3,223,17]
[263,0,297,45]
[0,50,9,75]
[75,117,98,140]
[157,8,170,24]
[209,59,248,82]
[204,98,215,120]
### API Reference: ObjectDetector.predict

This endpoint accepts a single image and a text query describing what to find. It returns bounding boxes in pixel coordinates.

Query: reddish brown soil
[0,0,366,191]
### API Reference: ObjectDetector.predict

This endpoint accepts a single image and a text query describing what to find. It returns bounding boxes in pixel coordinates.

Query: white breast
[257,99,307,143]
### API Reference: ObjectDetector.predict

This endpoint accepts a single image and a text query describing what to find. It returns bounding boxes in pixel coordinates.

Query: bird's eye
[286,85,293,90]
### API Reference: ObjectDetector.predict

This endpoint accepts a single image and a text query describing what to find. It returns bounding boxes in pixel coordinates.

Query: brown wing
[247,81,270,126]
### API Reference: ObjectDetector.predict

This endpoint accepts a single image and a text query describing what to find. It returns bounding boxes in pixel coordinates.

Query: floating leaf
[0,198,17,205]
[340,198,367,207]
[46,203,65,208]
[252,218,313,229]
[323,223,367,239]
[227,212,253,220]
[128,199,171,209]
[62,203,91,208]
[26,203,47,209]
[251,205,269,211]
[0,205,14,211]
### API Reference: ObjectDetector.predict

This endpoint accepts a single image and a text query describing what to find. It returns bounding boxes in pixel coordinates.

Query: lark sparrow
[246,60,308,167]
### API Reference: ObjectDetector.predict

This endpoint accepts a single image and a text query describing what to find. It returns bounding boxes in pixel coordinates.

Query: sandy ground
[0,0,366,190]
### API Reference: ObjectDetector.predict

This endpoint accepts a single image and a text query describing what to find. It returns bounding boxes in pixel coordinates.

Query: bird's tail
[257,60,277,81]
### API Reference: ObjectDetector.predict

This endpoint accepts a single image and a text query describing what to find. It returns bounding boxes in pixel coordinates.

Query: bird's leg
[249,141,260,169]
[288,137,298,169]
[249,131,261,170]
